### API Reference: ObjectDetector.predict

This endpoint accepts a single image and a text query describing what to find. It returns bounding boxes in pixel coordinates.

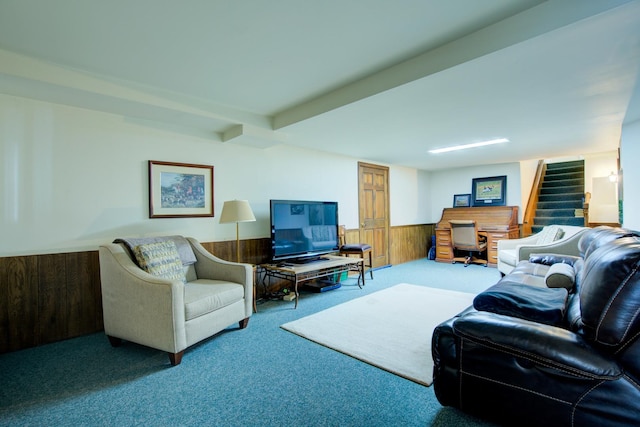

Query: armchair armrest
[187,238,252,285]
[453,311,620,378]
[517,228,588,262]
[99,244,187,353]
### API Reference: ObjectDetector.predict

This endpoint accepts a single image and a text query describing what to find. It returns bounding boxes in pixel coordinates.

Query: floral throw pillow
[133,241,186,283]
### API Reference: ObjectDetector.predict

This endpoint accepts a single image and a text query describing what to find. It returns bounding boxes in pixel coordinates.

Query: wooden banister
[522,160,546,237]
[583,192,591,227]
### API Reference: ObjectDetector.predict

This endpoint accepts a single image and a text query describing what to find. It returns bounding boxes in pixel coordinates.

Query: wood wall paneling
[38,253,68,345]
[0,229,432,354]
[1,256,39,352]
[390,224,433,265]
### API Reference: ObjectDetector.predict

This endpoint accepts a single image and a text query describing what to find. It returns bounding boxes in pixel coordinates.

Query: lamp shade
[219,200,256,223]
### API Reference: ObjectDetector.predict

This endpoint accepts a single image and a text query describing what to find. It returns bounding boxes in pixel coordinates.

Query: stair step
[538,193,584,202]
[543,171,584,181]
[534,216,585,226]
[545,165,584,174]
[541,178,584,188]
[546,160,584,171]
[539,186,584,196]
[537,200,583,209]
[531,225,545,234]
[530,160,585,232]
[536,208,580,217]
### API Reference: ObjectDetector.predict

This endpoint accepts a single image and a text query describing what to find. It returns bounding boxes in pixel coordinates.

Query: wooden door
[358,162,390,268]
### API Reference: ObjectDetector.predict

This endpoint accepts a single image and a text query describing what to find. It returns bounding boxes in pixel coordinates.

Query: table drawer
[436,247,453,257]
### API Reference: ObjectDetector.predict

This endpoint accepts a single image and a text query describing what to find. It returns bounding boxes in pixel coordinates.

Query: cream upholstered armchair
[99,236,253,366]
[497,225,588,276]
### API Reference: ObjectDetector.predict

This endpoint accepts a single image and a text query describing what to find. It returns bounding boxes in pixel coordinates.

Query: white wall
[584,151,619,224]
[621,119,640,230]
[389,166,431,226]
[5,92,629,258]
[0,94,432,257]
[427,163,521,223]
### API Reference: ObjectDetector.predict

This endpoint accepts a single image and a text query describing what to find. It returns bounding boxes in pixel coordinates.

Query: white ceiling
[1,0,639,170]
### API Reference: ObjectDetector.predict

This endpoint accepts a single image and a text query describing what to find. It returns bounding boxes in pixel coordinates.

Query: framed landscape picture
[453,194,471,208]
[471,175,506,207]
[148,160,214,218]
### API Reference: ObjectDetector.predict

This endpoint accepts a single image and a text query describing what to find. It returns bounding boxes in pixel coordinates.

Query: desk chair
[449,220,488,267]
[338,225,373,284]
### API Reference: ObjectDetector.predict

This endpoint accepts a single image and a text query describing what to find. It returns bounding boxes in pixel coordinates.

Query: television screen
[270,199,339,262]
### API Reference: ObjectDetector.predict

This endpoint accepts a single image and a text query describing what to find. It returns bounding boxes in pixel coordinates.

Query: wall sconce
[609,171,618,183]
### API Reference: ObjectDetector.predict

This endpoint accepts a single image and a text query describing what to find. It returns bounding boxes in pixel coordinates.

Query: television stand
[261,255,364,309]
[289,256,323,264]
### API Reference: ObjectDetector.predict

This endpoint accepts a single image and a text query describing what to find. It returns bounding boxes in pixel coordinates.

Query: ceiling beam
[273,0,634,130]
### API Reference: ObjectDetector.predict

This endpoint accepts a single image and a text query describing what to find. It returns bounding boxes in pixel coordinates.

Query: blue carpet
[0,259,500,426]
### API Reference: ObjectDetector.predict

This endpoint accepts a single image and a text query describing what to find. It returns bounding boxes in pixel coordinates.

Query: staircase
[532,160,585,234]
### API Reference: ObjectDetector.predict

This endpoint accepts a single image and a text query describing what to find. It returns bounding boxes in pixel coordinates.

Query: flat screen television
[270,199,339,263]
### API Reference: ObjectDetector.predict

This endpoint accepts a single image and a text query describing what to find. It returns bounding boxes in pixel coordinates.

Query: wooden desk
[261,255,364,308]
[435,206,519,267]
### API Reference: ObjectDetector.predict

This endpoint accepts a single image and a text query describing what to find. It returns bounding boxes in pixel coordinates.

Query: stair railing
[522,160,546,237]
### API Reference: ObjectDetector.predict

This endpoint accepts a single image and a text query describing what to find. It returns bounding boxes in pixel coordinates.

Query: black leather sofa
[432,226,640,426]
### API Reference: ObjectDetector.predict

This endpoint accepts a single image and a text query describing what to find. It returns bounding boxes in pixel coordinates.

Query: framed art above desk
[453,194,471,207]
[471,175,506,207]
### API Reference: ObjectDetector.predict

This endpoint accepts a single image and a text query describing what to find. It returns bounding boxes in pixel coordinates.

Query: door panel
[358,162,389,268]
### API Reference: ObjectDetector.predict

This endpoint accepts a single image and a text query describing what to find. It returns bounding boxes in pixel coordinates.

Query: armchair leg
[107,335,122,347]
[168,351,184,366]
[239,317,250,329]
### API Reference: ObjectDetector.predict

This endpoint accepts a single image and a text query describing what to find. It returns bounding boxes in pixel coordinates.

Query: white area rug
[281,283,475,386]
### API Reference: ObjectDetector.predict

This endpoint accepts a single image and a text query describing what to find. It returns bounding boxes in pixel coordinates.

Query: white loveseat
[99,236,253,365]
[497,225,588,276]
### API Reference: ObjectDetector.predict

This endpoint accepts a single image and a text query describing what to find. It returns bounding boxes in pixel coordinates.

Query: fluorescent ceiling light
[429,138,509,154]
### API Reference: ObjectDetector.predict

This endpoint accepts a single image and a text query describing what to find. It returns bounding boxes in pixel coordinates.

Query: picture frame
[148,160,214,218]
[471,175,507,207]
[453,193,471,208]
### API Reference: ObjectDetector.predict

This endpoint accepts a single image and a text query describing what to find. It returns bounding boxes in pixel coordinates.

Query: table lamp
[219,200,256,262]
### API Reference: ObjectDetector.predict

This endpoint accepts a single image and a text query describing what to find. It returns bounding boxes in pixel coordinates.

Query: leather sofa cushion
[580,236,640,347]
[473,282,568,326]
[578,226,638,259]
[545,263,575,289]
[510,260,549,277]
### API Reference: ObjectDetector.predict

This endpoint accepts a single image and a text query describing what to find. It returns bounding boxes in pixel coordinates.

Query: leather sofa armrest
[452,311,621,378]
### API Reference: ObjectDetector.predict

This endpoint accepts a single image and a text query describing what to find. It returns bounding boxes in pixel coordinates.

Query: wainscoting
[0,224,432,353]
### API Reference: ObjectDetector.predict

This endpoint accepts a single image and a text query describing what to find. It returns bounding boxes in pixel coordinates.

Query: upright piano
[435,205,519,267]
